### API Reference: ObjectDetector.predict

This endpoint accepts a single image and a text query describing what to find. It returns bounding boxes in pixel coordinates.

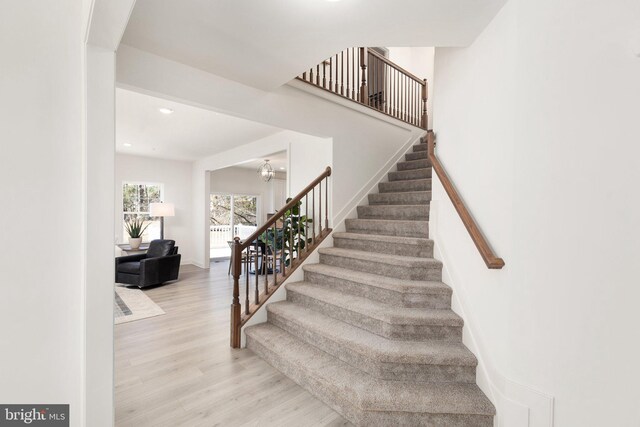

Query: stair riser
[357,205,429,221]
[379,179,431,193]
[369,192,431,205]
[388,168,431,181]
[398,159,430,171]
[304,269,451,309]
[268,310,475,383]
[345,219,429,238]
[320,253,441,281]
[333,236,434,258]
[287,290,462,342]
[405,150,428,161]
[413,143,427,152]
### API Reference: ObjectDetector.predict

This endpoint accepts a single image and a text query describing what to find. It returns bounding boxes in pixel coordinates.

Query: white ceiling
[120,0,507,90]
[116,88,282,161]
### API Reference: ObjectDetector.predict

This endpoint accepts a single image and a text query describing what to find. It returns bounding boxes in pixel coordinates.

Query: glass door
[210,193,258,259]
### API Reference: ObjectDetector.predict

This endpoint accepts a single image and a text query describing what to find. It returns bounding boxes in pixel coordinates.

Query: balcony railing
[297,47,428,129]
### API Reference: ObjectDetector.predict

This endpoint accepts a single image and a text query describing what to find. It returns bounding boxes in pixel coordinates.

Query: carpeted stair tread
[368,191,432,205]
[286,281,462,327]
[388,167,432,182]
[319,247,439,269]
[357,204,429,220]
[345,218,429,238]
[332,231,433,250]
[303,262,450,295]
[267,301,475,366]
[379,178,432,193]
[397,159,431,171]
[245,323,495,418]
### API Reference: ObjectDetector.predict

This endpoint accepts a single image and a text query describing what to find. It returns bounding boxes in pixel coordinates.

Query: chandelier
[257,159,275,182]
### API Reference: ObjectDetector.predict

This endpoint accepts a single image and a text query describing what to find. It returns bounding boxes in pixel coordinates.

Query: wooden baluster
[319,182,322,235]
[316,64,320,85]
[422,79,428,129]
[264,238,268,293]
[341,50,345,96]
[312,187,316,245]
[346,48,350,98]
[325,177,329,231]
[302,71,306,81]
[309,67,313,85]
[281,214,286,276]
[359,47,368,105]
[272,222,277,287]
[351,48,356,100]
[296,198,301,261]
[245,247,249,315]
[322,60,327,89]
[254,244,259,304]
[329,56,333,92]
[305,194,309,253]
[230,237,241,348]
[289,210,293,267]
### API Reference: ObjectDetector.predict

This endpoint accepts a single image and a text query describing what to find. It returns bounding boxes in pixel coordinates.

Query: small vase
[129,237,142,250]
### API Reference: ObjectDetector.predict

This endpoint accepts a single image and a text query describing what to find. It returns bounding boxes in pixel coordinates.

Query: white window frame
[122,181,164,243]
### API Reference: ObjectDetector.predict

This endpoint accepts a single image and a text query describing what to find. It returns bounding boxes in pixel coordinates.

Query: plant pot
[128,237,142,250]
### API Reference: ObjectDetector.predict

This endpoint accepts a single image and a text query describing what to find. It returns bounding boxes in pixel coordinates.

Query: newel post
[230,236,242,348]
[359,47,368,105]
[421,78,428,130]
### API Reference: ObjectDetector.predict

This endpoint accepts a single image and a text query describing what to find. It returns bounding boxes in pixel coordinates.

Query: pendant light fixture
[257,159,275,182]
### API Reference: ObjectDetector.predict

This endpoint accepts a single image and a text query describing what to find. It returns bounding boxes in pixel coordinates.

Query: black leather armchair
[115,239,181,288]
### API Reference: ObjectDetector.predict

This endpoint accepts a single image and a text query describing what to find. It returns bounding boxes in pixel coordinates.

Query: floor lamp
[150,202,175,240]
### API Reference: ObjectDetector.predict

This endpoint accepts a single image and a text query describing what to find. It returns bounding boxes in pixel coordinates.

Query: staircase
[245,139,495,426]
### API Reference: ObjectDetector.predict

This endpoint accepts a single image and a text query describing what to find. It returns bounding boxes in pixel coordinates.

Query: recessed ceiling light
[280,167,286,170]
[123,143,132,147]
[158,107,174,115]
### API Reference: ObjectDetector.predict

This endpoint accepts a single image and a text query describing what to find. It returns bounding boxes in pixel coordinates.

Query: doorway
[210,193,259,259]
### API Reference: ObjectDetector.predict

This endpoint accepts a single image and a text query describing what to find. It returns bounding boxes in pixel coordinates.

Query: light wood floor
[115,261,351,427]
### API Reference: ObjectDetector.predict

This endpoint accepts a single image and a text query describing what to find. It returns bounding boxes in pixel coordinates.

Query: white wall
[432,0,640,426]
[387,47,435,128]
[0,2,85,425]
[116,154,194,265]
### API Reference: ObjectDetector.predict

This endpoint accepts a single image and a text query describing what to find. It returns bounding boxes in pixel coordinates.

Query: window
[122,182,163,242]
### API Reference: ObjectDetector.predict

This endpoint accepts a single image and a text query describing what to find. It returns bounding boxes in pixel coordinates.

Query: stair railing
[297,47,428,130]
[230,166,332,348]
[426,132,505,269]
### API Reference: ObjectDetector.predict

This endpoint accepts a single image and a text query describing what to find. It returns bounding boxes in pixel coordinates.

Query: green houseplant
[259,199,313,267]
[124,216,151,250]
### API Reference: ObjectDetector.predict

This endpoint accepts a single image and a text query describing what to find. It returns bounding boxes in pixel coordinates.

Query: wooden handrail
[297,47,428,130]
[427,132,505,269]
[230,166,332,347]
[367,48,425,84]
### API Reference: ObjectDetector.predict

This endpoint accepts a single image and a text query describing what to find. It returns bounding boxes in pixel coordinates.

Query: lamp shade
[150,202,175,217]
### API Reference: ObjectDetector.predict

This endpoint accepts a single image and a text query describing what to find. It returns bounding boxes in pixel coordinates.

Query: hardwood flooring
[115,261,351,427]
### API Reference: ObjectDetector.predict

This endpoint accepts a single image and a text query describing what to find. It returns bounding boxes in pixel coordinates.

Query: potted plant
[259,199,313,267]
[124,216,150,250]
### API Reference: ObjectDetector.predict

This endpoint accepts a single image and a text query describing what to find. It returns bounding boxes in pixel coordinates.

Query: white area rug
[114,285,165,324]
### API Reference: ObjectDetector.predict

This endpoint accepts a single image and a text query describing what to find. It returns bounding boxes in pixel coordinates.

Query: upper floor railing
[297,47,428,130]
[230,167,332,348]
